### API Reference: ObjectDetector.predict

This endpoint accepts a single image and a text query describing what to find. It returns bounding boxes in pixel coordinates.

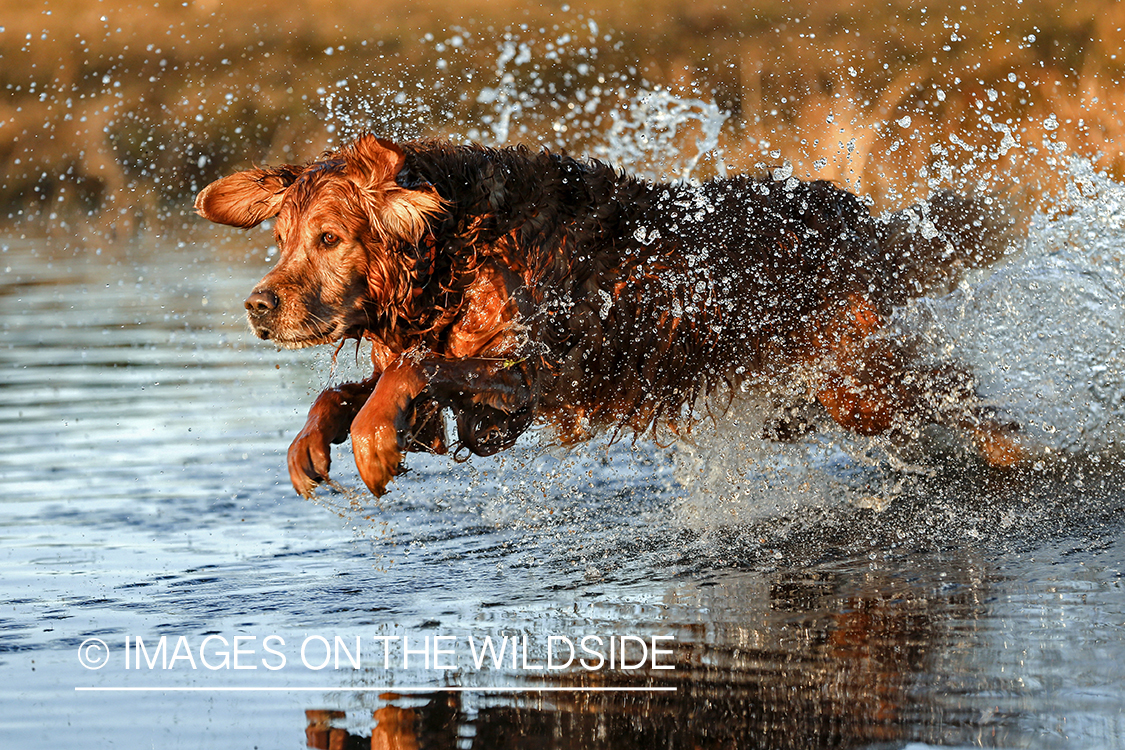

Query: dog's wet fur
[196,134,1022,497]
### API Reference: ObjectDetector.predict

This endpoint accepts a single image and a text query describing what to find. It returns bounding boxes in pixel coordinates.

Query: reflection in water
[288,548,1124,749]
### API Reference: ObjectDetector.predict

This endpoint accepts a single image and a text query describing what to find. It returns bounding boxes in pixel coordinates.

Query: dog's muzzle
[245,289,280,339]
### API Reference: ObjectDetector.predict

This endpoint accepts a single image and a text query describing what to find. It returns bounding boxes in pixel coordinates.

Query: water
[4,22,1125,749]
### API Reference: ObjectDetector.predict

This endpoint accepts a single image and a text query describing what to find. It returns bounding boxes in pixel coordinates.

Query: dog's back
[528,168,1015,428]
[640,175,1015,325]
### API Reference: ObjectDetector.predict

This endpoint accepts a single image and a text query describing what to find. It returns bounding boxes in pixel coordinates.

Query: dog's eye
[320,231,340,247]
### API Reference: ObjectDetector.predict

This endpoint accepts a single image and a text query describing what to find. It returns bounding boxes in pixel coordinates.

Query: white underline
[76,686,677,693]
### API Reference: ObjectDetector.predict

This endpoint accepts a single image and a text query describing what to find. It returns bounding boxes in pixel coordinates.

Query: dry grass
[1,0,1123,232]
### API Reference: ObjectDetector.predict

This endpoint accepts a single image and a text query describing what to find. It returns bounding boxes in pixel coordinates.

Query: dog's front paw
[350,401,406,497]
[287,423,333,498]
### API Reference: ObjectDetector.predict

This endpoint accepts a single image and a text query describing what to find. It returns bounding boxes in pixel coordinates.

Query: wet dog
[195,134,1021,497]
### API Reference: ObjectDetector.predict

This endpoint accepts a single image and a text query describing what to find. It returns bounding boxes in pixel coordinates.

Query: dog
[195,134,1022,497]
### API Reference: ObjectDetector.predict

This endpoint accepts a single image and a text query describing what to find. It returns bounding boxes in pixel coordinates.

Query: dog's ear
[343,134,407,183]
[343,135,446,245]
[194,165,302,228]
[375,184,447,246]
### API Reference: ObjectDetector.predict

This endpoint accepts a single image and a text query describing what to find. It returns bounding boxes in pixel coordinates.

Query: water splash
[915,156,1125,454]
[671,156,1125,526]
[592,87,728,181]
[323,24,729,182]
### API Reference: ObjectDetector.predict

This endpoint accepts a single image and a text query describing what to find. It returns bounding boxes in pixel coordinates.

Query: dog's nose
[245,290,279,316]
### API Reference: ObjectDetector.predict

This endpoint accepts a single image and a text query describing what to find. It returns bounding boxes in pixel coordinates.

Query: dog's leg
[288,379,378,497]
[350,357,534,495]
[816,358,1024,466]
[967,417,1024,467]
[891,363,1024,467]
[407,398,449,456]
[419,358,533,412]
[290,379,450,497]
[809,296,1022,466]
[351,361,430,496]
[809,295,904,435]
[422,358,536,456]
[814,371,902,435]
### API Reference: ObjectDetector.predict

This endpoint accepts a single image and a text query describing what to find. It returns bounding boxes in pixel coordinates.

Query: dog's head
[195,135,445,347]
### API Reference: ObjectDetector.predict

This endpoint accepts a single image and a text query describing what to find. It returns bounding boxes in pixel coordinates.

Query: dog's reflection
[302,565,976,749]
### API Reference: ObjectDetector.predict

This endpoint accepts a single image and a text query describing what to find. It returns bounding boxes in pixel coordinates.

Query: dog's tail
[873,191,1023,309]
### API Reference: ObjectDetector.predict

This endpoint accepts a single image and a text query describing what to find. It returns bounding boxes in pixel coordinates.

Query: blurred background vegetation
[2,0,1123,234]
